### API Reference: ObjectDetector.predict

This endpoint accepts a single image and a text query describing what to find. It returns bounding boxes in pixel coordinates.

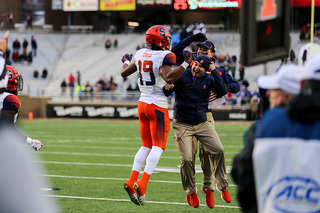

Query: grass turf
[18,119,251,213]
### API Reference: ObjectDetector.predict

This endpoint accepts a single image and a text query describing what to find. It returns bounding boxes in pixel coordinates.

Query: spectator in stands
[26,13,32,31]
[240,85,250,106]
[250,96,259,120]
[60,79,67,96]
[11,50,19,63]
[105,39,111,49]
[27,51,32,64]
[75,83,85,101]
[95,78,105,91]
[41,68,48,78]
[239,63,245,81]
[229,55,237,79]
[33,69,39,78]
[0,12,5,30]
[22,39,28,55]
[85,81,93,100]
[105,76,117,91]
[113,39,118,48]
[31,36,37,57]
[12,39,20,52]
[77,71,81,85]
[68,73,75,99]
[300,23,309,41]
[231,93,238,105]
[7,12,13,30]
[20,50,27,62]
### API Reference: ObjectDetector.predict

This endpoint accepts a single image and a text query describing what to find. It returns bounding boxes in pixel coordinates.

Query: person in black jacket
[163,55,229,208]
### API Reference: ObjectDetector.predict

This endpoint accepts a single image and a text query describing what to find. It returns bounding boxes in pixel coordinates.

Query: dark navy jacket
[172,36,240,94]
[172,36,193,66]
[163,68,227,125]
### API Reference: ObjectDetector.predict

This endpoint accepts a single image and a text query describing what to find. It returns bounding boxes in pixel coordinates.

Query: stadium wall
[19,95,50,118]
[46,102,251,121]
[18,96,251,121]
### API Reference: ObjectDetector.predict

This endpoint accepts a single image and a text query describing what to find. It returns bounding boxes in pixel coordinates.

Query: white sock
[143,146,163,175]
[132,146,151,172]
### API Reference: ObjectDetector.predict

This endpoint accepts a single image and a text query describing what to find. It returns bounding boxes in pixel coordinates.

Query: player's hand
[191,33,207,42]
[209,57,216,71]
[31,139,43,151]
[184,50,193,64]
[121,53,133,63]
[0,31,9,53]
[165,84,175,90]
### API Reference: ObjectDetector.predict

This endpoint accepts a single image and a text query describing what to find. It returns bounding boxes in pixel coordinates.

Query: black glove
[121,53,133,63]
[191,33,207,42]
[210,56,216,64]
[184,50,193,64]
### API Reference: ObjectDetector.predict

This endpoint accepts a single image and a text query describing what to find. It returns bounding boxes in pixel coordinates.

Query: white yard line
[39,152,235,161]
[41,174,237,187]
[46,195,240,209]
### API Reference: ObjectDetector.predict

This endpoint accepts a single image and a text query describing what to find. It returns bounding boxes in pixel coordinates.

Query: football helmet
[6,65,23,92]
[146,25,172,51]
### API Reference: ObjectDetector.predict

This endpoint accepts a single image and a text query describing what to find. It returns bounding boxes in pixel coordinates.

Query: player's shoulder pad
[163,52,176,66]
[3,94,21,111]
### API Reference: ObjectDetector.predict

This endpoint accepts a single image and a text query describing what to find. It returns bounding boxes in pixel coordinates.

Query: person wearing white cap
[257,63,300,109]
[231,63,303,213]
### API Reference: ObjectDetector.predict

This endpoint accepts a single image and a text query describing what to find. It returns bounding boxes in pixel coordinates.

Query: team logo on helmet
[145,25,172,51]
[6,65,23,92]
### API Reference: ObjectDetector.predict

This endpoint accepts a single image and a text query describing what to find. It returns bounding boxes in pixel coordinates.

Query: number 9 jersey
[133,48,176,109]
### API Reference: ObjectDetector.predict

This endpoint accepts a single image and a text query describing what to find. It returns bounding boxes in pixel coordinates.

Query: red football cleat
[216,184,231,203]
[201,186,214,208]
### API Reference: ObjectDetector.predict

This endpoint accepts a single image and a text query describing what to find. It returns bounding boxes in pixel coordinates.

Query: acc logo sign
[267,176,320,212]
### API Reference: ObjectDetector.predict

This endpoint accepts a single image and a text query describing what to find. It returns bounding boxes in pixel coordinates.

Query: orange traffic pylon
[28,112,33,121]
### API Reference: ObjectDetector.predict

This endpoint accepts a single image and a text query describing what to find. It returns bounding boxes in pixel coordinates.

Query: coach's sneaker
[186,194,192,206]
[189,188,200,208]
[216,183,231,203]
[123,181,139,205]
[134,181,146,205]
[201,186,214,208]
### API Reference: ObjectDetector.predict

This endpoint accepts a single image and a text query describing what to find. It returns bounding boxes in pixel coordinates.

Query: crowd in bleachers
[7,36,37,65]
[6,36,37,65]
[60,72,119,101]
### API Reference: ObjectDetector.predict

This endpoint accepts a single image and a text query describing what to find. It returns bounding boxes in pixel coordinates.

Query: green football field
[18,119,251,213]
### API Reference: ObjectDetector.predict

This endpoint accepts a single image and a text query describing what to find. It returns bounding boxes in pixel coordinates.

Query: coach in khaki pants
[163,55,230,208]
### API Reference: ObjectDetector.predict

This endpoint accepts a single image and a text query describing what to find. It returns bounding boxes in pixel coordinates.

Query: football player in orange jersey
[121,25,193,205]
[0,65,43,151]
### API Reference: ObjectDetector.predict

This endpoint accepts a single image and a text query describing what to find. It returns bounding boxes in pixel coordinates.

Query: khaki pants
[173,118,228,194]
[198,112,229,191]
